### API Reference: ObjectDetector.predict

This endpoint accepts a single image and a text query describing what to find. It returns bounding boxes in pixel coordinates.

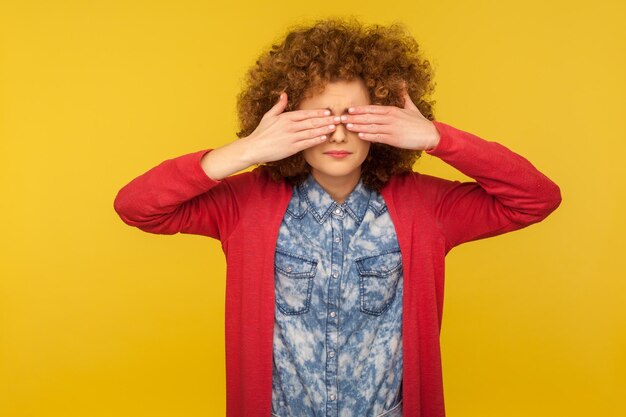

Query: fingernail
[347,123,353,128]
[348,107,355,113]
[341,115,348,121]
[333,116,341,122]
[324,110,331,115]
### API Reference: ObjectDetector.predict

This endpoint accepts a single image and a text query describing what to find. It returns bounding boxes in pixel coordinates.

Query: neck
[310,169,361,205]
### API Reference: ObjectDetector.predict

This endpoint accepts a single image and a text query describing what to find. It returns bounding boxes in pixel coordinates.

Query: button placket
[325,204,344,416]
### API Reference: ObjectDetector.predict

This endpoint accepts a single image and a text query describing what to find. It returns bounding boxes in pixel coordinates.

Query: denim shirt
[271,173,404,417]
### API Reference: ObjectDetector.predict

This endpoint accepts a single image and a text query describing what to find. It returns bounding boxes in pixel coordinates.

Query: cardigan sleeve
[113,149,255,241]
[421,121,562,252]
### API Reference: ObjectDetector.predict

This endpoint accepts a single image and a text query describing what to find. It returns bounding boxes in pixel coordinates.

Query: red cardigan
[114,121,562,416]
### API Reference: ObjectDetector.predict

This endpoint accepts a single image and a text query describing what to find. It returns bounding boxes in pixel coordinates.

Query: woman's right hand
[200,92,340,181]
[242,92,341,164]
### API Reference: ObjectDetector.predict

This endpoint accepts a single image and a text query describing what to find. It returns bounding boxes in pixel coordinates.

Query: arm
[421,121,562,252]
[113,138,257,241]
[113,93,342,240]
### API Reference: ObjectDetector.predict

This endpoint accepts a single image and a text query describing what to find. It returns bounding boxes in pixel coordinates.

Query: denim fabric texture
[272,173,403,417]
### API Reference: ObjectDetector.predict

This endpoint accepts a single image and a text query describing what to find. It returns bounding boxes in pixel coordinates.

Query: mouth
[324,151,352,156]
[324,151,352,159]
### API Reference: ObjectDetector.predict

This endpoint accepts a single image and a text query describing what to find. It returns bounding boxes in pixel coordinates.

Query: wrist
[238,135,260,166]
[423,122,441,151]
[200,137,256,181]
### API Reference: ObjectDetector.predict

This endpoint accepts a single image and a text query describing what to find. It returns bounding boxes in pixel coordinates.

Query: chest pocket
[355,249,403,316]
[274,250,318,315]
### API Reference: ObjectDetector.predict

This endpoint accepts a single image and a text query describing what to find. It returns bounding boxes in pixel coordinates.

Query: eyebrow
[325,107,350,115]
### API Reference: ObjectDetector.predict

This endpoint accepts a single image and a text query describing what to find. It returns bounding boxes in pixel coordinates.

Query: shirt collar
[298,173,371,224]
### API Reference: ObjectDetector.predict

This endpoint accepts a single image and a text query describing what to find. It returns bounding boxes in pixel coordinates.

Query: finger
[340,113,390,125]
[344,122,394,134]
[264,91,288,118]
[348,105,395,115]
[287,108,332,121]
[292,134,329,151]
[403,91,419,111]
[292,115,340,132]
[356,132,393,144]
[293,123,337,141]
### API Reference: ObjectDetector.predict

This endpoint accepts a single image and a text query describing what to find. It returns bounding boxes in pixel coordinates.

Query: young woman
[114,17,562,417]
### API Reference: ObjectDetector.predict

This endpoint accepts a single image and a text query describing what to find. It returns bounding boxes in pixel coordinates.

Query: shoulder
[385,170,451,191]
[383,170,462,207]
[220,165,285,188]
[221,166,290,198]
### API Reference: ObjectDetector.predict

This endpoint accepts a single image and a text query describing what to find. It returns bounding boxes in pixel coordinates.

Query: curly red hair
[235,16,437,192]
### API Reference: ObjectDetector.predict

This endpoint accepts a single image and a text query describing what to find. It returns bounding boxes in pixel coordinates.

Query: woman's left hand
[341,90,441,151]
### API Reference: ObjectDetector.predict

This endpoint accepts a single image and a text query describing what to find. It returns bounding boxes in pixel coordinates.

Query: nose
[329,122,347,143]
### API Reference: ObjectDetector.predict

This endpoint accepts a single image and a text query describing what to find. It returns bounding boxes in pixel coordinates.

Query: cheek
[359,142,372,156]
[301,148,317,166]
[303,141,327,157]
[357,143,371,164]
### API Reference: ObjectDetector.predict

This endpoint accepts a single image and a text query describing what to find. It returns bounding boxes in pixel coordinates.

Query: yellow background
[1,0,624,416]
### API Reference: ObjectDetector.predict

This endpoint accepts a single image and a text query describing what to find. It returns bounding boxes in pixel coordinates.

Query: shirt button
[332,272,339,278]
[330,311,336,318]
[329,351,335,358]
[334,236,341,243]
[329,394,336,401]
[334,207,342,215]
[286,266,292,272]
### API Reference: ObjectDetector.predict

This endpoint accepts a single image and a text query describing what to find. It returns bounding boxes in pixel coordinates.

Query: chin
[312,167,362,178]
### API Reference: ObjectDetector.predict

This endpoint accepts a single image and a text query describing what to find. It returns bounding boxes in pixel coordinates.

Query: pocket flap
[275,250,317,277]
[355,250,402,277]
